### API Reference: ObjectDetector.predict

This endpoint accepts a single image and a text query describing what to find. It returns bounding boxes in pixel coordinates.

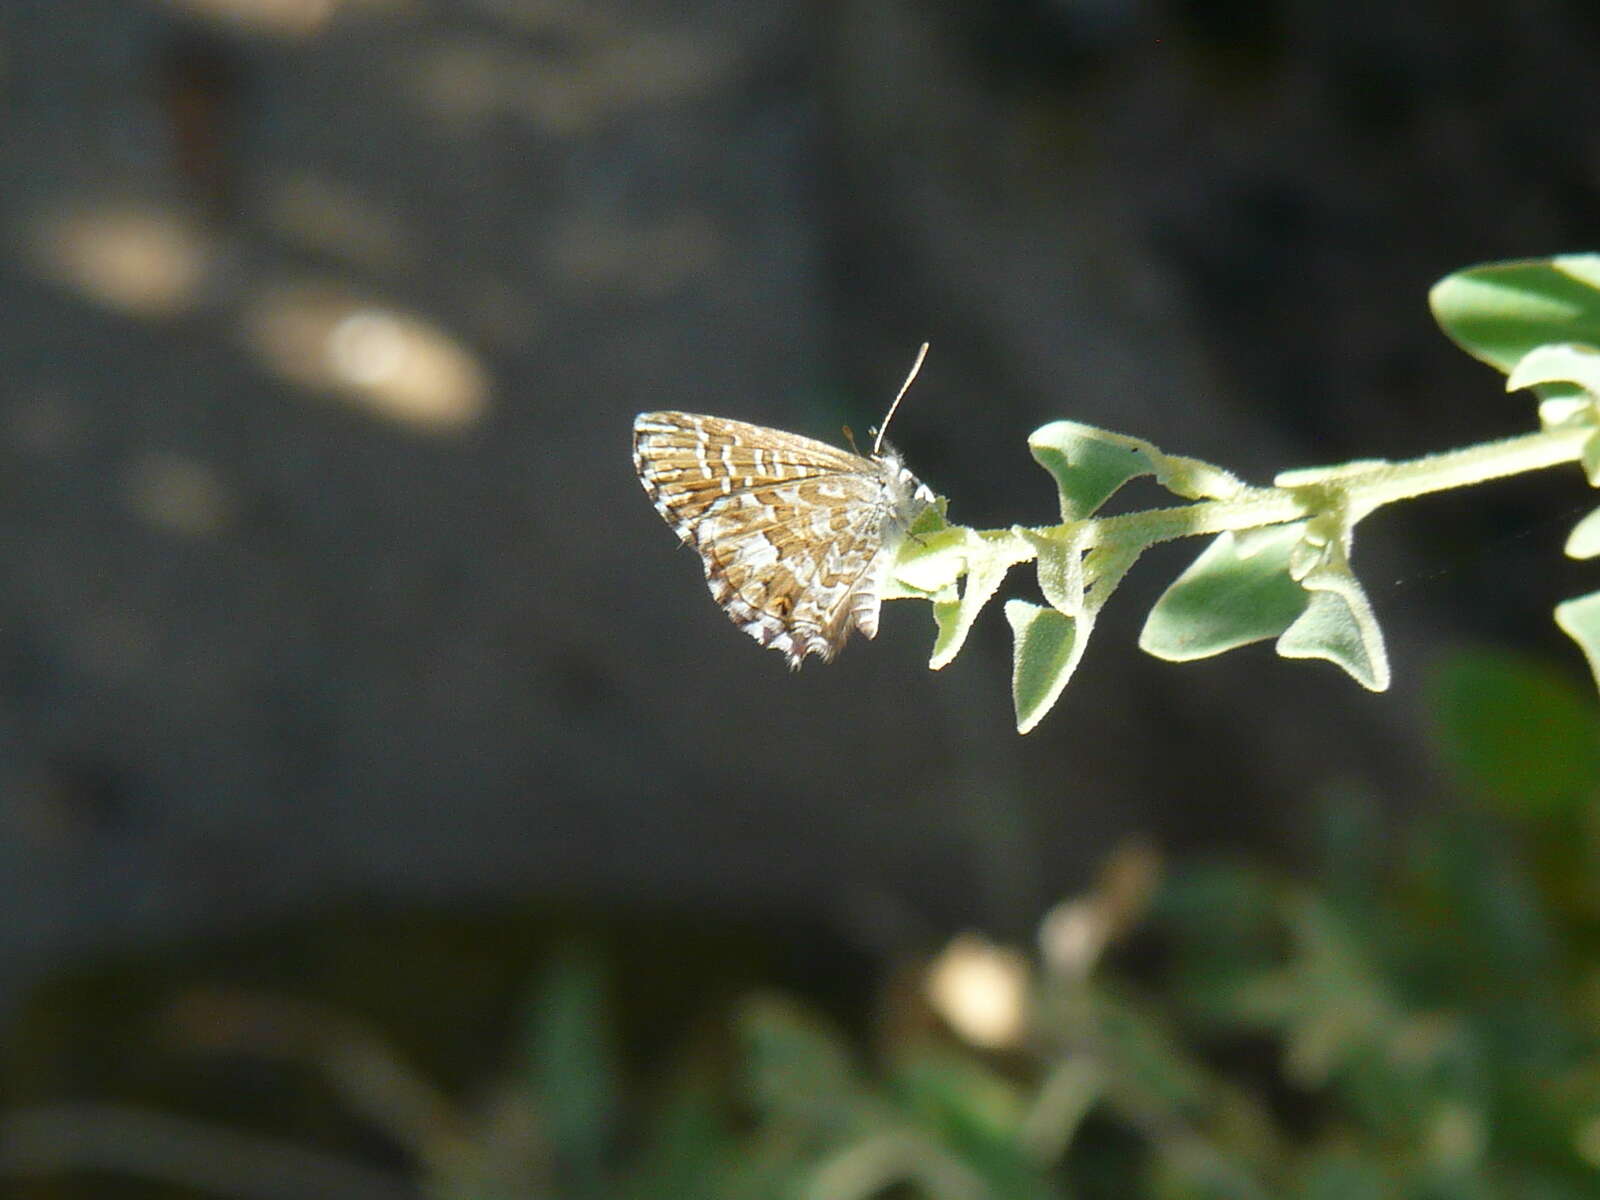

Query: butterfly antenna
[873,341,929,456]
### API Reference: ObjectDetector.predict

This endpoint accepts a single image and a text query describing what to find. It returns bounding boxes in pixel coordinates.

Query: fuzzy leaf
[1566,507,1600,559]
[1275,563,1391,691]
[886,525,966,601]
[1540,394,1594,428]
[1585,431,1600,488]
[1029,421,1241,520]
[1555,591,1600,697]
[930,559,1009,670]
[1006,601,1090,734]
[883,500,963,601]
[1505,341,1600,396]
[1430,255,1600,374]
[1140,524,1309,661]
[1025,529,1086,616]
[1028,421,1151,519]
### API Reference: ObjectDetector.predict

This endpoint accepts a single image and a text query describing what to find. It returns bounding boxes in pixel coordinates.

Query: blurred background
[5,0,1600,1196]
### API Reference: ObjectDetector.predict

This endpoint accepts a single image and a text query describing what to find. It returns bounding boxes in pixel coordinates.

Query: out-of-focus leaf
[521,950,618,1194]
[888,1050,1061,1200]
[1141,1133,1270,1200]
[800,1128,1003,1200]
[1155,865,1284,1027]
[1274,901,1396,1089]
[1405,821,1559,994]
[1295,1154,1390,1200]
[1429,649,1600,814]
[1156,865,1280,963]
[1090,990,1212,1118]
[1488,1171,1600,1200]
[891,1049,1028,1146]
[737,995,863,1131]
[623,1081,731,1200]
[1313,793,1384,916]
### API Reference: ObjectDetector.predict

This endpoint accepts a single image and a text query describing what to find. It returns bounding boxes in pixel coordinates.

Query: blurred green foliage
[5,650,1600,1199]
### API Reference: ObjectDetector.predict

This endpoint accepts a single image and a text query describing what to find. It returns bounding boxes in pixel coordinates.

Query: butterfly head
[876,443,937,529]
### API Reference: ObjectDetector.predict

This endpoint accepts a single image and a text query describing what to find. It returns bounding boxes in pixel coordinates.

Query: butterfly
[632,345,937,667]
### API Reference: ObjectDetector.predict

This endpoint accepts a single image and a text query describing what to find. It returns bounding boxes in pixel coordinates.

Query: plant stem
[1003,423,1593,556]
[1339,424,1592,516]
[1083,488,1305,549]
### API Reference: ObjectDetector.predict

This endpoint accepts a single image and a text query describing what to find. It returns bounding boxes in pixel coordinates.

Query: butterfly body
[632,411,935,666]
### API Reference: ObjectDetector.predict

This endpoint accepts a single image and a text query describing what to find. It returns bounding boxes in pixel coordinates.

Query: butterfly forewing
[633,411,931,667]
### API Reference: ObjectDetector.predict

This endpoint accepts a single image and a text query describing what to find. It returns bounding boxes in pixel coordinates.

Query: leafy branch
[889,254,1600,732]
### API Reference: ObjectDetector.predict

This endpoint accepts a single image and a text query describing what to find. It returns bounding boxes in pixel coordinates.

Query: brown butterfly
[632,346,936,666]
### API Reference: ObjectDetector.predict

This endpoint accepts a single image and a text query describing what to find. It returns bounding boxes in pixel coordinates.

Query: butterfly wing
[633,412,896,666]
[632,412,868,524]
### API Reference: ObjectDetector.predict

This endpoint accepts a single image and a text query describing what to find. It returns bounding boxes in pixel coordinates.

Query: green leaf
[928,541,1017,670]
[1565,507,1600,559]
[1090,992,1213,1114]
[1275,560,1390,692]
[1029,421,1242,520]
[1585,431,1600,487]
[522,950,618,1192]
[1140,525,1309,661]
[738,995,862,1126]
[888,1050,1040,1192]
[1141,511,1390,689]
[1555,590,1600,693]
[1506,341,1600,397]
[893,1050,1026,1134]
[1006,601,1090,734]
[624,1080,732,1200]
[1026,529,1086,615]
[885,505,964,601]
[1510,347,1600,482]
[1029,421,1150,520]
[1540,394,1593,428]
[1430,648,1600,811]
[1270,899,1400,1091]
[1296,1154,1391,1200]
[1429,255,1600,374]
[886,537,963,601]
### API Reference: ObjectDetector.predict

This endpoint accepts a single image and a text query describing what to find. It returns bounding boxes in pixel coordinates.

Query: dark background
[2,0,1599,1189]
